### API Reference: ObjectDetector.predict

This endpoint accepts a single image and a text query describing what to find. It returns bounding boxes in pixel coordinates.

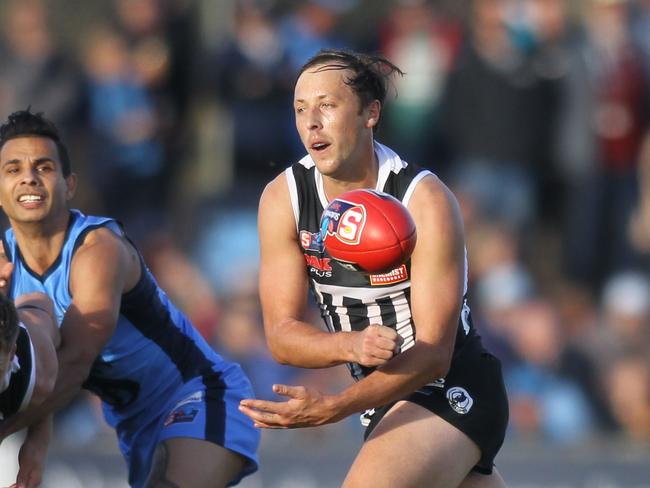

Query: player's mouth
[17,193,45,208]
[311,141,331,152]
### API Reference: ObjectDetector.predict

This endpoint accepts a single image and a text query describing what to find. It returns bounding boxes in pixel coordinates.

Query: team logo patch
[446,386,473,414]
[164,407,199,427]
[300,230,324,252]
[171,391,204,410]
[369,264,408,286]
[320,201,366,245]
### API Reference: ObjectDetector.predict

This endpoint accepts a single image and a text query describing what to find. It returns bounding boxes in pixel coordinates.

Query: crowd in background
[1,0,650,460]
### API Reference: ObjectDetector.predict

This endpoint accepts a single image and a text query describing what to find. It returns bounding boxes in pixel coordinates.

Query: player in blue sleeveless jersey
[0,110,260,488]
[239,49,509,487]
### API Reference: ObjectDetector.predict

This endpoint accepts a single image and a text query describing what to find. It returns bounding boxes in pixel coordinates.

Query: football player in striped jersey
[240,49,509,488]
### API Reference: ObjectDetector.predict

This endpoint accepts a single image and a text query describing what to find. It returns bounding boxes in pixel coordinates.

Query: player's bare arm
[4,293,58,488]
[241,175,465,428]
[15,292,59,406]
[259,174,399,369]
[0,228,139,438]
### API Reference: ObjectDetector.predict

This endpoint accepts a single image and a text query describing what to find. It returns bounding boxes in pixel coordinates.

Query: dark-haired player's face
[0,136,76,225]
[294,67,378,179]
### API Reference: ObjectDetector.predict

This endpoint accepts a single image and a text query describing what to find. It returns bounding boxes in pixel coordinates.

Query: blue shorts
[117,370,260,487]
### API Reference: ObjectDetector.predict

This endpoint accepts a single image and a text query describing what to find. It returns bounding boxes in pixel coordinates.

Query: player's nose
[306,108,322,130]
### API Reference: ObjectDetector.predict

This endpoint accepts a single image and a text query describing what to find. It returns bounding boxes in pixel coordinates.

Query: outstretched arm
[241,174,466,427]
[258,174,400,369]
[7,293,58,488]
[0,229,138,439]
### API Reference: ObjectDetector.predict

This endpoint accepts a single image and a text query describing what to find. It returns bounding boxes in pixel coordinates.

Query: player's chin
[313,156,340,174]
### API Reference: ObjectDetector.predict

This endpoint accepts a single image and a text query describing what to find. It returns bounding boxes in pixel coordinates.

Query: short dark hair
[0,294,19,355]
[0,109,72,177]
[298,49,404,111]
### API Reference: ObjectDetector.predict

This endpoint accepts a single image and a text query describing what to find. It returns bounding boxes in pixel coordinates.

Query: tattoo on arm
[145,443,180,488]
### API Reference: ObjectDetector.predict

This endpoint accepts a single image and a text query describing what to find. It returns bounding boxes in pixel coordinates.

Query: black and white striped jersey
[285,142,476,381]
[0,323,36,420]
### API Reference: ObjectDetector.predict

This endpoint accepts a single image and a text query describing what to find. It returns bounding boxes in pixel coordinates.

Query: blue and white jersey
[3,210,241,427]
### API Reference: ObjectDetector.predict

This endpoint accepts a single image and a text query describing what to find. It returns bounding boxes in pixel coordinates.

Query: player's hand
[14,439,48,488]
[239,384,341,429]
[0,260,13,296]
[350,324,402,367]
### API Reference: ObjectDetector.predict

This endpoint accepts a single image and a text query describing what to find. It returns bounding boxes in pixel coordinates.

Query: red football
[320,189,417,273]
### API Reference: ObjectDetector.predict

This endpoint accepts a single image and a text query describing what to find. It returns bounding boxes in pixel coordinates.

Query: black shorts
[363,334,509,475]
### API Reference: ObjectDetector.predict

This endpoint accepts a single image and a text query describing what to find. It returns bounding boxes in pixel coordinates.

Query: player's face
[0,137,76,226]
[294,66,379,179]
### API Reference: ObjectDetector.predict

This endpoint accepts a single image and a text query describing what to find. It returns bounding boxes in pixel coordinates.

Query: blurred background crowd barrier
[1,0,650,486]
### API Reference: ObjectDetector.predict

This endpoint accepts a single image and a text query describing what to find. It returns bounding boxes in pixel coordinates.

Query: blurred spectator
[377,0,461,168]
[605,353,650,441]
[505,299,595,443]
[113,0,197,196]
[439,0,558,232]
[81,26,166,235]
[630,0,650,79]
[556,0,649,289]
[214,2,298,187]
[0,0,83,133]
[589,271,650,365]
[629,132,650,255]
[278,0,348,73]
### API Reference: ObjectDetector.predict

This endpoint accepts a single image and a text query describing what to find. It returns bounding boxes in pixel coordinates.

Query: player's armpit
[257,176,353,369]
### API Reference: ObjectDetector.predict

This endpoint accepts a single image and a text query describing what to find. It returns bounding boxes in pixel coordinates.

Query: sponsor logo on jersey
[304,254,332,272]
[171,391,204,411]
[300,230,324,252]
[300,230,333,277]
[163,391,204,427]
[369,264,408,286]
[320,201,366,245]
[446,386,473,414]
[164,407,199,427]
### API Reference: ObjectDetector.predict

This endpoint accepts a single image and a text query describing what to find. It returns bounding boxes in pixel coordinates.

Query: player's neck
[323,145,378,201]
[11,212,71,275]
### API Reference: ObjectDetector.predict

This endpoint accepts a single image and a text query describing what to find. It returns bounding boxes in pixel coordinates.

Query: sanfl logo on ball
[336,206,366,244]
[446,386,473,414]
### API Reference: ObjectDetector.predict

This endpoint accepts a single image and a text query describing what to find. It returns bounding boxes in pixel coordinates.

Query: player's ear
[64,173,77,201]
[366,100,381,129]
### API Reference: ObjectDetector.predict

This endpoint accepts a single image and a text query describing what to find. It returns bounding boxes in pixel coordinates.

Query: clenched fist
[350,324,403,367]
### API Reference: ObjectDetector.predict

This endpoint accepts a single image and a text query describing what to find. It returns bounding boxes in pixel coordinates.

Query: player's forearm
[331,341,451,418]
[23,414,53,450]
[1,358,89,437]
[266,318,356,368]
